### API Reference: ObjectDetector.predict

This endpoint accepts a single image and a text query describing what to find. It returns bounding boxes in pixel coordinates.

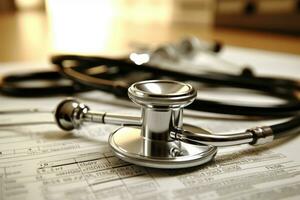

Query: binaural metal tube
[171,125,274,146]
[83,111,141,126]
[171,129,254,146]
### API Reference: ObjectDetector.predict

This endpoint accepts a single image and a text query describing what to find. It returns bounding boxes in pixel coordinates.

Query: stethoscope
[0,37,300,168]
[47,80,300,168]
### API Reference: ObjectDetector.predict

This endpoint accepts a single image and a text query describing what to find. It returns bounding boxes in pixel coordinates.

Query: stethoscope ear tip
[54,98,89,131]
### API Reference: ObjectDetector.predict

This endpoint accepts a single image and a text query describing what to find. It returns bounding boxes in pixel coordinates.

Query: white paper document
[1,47,300,200]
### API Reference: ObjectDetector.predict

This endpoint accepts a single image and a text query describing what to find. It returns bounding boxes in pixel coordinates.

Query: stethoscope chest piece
[108,80,217,168]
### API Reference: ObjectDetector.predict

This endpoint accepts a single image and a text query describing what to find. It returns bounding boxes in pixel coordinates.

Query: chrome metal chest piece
[54,80,274,169]
[109,80,217,168]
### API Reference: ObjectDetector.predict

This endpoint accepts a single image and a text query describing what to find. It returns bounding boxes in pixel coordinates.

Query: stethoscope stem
[83,111,141,126]
[171,126,274,147]
[172,129,254,147]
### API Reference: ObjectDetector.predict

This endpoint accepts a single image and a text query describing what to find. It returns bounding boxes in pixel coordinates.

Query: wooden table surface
[0,10,300,63]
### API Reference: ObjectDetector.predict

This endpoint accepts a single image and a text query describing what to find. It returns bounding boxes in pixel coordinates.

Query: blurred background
[0,0,300,62]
